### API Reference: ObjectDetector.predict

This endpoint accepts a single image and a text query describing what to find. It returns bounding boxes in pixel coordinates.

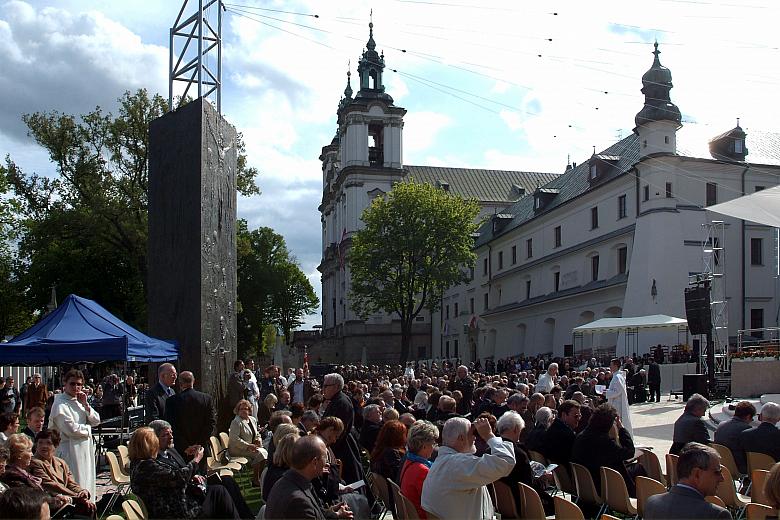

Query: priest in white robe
[48,369,101,499]
[605,359,634,438]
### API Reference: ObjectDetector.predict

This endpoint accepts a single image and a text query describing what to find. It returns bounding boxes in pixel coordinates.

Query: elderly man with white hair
[738,401,780,461]
[322,372,361,485]
[536,363,558,394]
[421,416,515,519]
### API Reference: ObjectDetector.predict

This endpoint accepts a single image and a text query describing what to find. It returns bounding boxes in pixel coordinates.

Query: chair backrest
[116,445,130,475]
[705,495,727,508]
[122,499,146,520]
[528,450,548,465]
[554,495,585,520]
[571,462,603,505]
[748,452,776,473]
[423,510,442,520]
[665,453,679,487]
[600,466,636,515]
[752,469,771,506]
[369,472,392,511]
[387,479,407,520]
[492,480,519,519]
[601,515,620,520]
[209,436,223,460]
[553,464,577,496]
[712,443,743,478]
[105,451,129,485]
[219,431,230,450]
[519,482,547,520]
[715,465,744,508]
[746,503,775,520]
[395,486,422,520]
[638,449,667,486]
[636,476,666,518]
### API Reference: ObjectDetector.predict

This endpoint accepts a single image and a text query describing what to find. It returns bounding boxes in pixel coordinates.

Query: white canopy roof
[707,185,780,228]
[572,314,688,334]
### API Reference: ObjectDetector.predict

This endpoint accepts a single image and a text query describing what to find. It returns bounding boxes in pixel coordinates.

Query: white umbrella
[707,185,780,227]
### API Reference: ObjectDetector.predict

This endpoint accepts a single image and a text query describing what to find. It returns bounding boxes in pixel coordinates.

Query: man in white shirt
[536,362,558,394]
[421,417,515,519]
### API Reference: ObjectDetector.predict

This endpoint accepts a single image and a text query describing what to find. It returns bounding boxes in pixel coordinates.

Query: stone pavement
[624,397,692,472]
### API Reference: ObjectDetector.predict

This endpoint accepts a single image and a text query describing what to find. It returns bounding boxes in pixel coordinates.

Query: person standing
[536,363,558,394]
[605,358,633,438]
[47,369,100,499]
[145,363,177,424]
[227,360,246,411]
[449,365,475,415]
[287,368,316,406]
[647,359,661,403]
[0,377,21,415]
[23,374,48,413]
[322,373,361,486]
[164,371,215,464]
[100,374,123,419]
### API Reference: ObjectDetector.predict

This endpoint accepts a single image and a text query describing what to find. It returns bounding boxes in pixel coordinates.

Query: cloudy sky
[2,0,780,330]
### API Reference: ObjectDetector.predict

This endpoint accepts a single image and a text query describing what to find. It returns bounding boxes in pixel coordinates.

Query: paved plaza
[625,398,701,471]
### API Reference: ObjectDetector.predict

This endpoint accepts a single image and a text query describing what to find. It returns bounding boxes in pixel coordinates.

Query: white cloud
[403,111,452,155]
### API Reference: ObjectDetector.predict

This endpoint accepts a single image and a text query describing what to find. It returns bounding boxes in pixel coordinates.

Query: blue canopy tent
[0,294,178,365]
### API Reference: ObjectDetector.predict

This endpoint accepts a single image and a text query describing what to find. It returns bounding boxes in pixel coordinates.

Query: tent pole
[121,360,127,442]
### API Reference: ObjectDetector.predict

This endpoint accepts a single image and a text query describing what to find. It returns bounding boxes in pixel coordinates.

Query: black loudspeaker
[685,286,712,335]
[683,373,708,401]
[564,344,574,357]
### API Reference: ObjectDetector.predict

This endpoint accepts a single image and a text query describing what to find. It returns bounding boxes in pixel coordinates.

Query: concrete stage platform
[708,394,780,426]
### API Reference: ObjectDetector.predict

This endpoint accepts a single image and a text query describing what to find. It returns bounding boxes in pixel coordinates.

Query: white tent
[706,185,780,228]
[572,314,688,334]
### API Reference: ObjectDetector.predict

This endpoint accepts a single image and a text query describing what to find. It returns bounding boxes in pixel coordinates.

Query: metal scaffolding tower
[697,221,729,378]
[169,0,223,113]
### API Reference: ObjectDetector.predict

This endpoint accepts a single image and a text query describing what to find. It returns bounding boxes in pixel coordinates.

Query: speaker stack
[684,285,712,335]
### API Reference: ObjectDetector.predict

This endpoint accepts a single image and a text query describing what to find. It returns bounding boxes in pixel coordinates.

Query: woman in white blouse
[228,399,267,487]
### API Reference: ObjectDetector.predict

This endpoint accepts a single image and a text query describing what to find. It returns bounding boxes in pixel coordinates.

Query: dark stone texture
[148,98,237,426]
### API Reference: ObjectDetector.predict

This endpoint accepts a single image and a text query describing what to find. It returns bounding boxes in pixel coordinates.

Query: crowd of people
[0,351,778,519]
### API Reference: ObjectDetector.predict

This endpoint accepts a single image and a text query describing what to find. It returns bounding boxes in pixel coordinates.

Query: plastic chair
[601,515,620,520]
[389,478,421,520]
[102,451,130,517]
[218,431,249,465]
[600,466,637,516]
[105,515,124,520]
[553,464,578,499]
[571,462,605,516]
[369,471,392,519]
[553,495,585,520]
[716,465,751,512]
[519,482,554,520]
[423,510,442,520]
[636,476,666,518]
[746,503,775,520]
[116,445,130,475]
[706,495,727,508]
[122,499,147,520]
[529,450,548,465]
[665,453,679,488]
[492,480,519,519]
[387,479,407,519]
[638,449,667,486]
[747,452,776,473]
[751,469,771,505]
[712,443,746,481]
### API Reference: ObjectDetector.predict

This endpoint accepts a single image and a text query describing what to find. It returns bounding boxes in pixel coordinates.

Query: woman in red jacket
[399,420,439,519]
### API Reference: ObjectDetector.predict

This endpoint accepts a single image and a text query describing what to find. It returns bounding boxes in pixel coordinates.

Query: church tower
[634,42,682,158]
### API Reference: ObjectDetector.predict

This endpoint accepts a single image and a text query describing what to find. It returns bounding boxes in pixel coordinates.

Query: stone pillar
[147,98,237,423]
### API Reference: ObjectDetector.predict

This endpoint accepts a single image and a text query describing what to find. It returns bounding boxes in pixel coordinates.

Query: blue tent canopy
[0,294,178,365]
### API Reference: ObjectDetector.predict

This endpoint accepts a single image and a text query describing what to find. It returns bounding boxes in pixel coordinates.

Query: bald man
[164,371,216,460]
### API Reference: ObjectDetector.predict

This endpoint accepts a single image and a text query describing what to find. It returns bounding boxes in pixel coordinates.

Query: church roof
[404,165,559,203]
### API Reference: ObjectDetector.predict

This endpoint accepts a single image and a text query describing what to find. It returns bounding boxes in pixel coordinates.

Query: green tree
[349,179,481,363]
[4,89,260,325]
[271,261,318,343]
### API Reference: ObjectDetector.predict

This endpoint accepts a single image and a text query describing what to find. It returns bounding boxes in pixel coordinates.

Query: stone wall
[732,358,780,397]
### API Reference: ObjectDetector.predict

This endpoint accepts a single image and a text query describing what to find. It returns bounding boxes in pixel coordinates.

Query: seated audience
[473,412,497,456]
[420,417,515,519]
[370,420,406,482]
[644,442,731,519]
[359,404,383,452]
[525,406,554,453]
[22,408,46,442]
[765,462,780,512]
[713,400,755,474]
[399,421,439,519]
[382,408,400,423]
[261,425,299,501]
[28,430,96,517]
[299,410,320,434]
[739,402,780,462]
[128,426,240,519]
[541,399,580,474]
[0,487,50,520]
[258,393,277,427]
[264,435,353,519]
[411,392,429,421]
[0,434,69,513]
[0,412,19,445]
[670,394,710,455]
[571,403,640,497]
[228,399,266,487]
[0,446,8,494]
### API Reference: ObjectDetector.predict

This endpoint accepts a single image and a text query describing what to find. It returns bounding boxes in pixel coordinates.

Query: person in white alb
[605,358,634,438]
[535,362,558,394]
[48,369,101,499]
[421,416,515,519]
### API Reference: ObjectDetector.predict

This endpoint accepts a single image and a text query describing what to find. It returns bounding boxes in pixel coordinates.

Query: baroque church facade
[319,27,780,364]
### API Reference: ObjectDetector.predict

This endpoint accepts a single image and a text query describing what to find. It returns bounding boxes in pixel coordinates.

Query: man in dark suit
[144,363,177,423]
[358,404,382,453]
[265,435,352,519]
[449,365,475,415]
[670,394,710,455]
[322,373,362,485]
[541,400,580,472]
[644,442,732,519]
[164,371,215,464]
[149,419,250,519]
[738,401,780,462]
[714,400,755,474]
[647,359,661,403]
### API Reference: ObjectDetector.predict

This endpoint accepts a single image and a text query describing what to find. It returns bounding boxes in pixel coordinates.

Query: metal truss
[697,220,729,375]
[169,0,223,113]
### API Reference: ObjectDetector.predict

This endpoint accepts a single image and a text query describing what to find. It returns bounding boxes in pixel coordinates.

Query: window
[511,245,517,264]
[755,186,765,192]
[469,267,475,281]
[751,238,763,265]
[751,308,764,331]
[554,271,560,292]
[618,246,628,275]
[483,257,488,276]
[589,164,597,179]
[525,280,531,300]
[526,238,533,259]
[454,302,459,316]
[591,255,600,281]
[454,339,459,357]
[445,305,450,319]
[498,251,504,270]
[554,226,562,248]
[706,183,718,206]
[445,341,450,358]
[617,195,627,219]
[469,297,474,314]
[664,135,670,144]
[483,293,489,311]
[643,185,650,202]
[735,140,743,154]
[591,207,599,229]
[666,182,673,198]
